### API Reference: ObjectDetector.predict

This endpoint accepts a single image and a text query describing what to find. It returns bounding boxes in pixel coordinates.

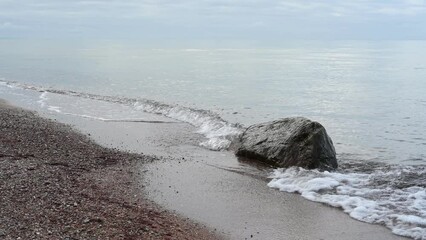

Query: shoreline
[0,95,412,240]
[0,99,219,239]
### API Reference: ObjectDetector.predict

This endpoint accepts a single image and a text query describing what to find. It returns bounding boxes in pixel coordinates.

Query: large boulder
[234,117,337,170]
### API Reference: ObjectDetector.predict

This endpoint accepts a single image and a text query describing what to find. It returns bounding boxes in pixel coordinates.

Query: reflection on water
[0,40,425,164]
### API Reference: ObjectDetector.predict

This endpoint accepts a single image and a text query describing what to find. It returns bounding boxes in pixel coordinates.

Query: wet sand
[0,99,218,239]
[0,94,409,240]
[39,104,407,240]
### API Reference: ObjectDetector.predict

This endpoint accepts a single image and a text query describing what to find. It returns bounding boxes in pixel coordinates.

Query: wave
[0,79,243,150]
[2,79,425,239]
[268,161,426,239]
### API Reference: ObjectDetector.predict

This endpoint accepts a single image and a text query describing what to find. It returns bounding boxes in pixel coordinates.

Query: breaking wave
[2,79,426,239]
[268,160,426,239]
[0,79,242,150]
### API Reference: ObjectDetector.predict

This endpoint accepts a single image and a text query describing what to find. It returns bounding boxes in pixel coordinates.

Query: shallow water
[1,39,425,239]
[1,40,426,163]
[0,91,407,240]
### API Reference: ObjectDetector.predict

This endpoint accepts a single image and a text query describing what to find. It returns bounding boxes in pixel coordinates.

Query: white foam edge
[1,80,243,150]
[133,101,242,150]
[37,92,49,108]
[267,167,426,239]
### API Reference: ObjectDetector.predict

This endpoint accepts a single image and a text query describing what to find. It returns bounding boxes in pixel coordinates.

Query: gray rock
[234,117,337,170]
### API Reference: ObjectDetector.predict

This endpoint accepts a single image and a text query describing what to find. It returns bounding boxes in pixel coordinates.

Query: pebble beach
[0,99,218,239]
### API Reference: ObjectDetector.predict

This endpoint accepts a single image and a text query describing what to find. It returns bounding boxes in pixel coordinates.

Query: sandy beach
[0,99,218,239]
[0,96,412,240]
[1,2,426,238]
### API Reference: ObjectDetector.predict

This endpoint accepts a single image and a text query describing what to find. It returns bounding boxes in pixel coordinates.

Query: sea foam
[133,100,242,150]
[2,79,242,150]
[268,163,426,239]
[3,79,426,239]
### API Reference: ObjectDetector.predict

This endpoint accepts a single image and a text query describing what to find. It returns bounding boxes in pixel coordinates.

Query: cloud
[375,6,426,15]
[0,21,11,27]
[0,21,22,29]
[0,0,425,19]
[0,0,425,42]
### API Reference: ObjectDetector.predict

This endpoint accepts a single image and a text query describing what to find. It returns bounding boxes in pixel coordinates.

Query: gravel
[0,101,219,240]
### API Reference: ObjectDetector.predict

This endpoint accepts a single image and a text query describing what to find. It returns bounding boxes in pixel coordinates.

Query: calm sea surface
[1,40,425,164]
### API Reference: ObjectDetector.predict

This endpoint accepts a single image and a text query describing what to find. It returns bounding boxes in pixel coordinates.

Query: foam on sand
[268,164,426,239]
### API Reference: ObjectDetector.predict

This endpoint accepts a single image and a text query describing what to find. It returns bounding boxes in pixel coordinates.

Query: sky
[0,0,425,46]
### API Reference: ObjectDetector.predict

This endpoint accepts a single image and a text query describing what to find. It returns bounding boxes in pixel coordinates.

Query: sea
[1,39,425,239]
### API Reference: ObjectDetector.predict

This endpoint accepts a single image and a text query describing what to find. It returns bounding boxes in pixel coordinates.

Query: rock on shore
[234,117,337,170]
